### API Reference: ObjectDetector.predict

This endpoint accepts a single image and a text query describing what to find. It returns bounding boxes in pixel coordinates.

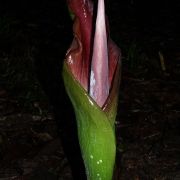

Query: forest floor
[0,1,180,179]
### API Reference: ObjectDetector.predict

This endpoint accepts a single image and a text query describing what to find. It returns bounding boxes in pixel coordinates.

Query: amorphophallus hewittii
[63,0,121,179]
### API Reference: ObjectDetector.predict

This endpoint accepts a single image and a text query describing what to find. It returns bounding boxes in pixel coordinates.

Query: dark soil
[0,0,180,179]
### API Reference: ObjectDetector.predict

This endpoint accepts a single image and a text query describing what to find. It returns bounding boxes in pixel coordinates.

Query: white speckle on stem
[96,159,103,165]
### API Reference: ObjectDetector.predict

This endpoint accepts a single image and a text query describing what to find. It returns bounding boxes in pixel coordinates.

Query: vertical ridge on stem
[90,0,109,107]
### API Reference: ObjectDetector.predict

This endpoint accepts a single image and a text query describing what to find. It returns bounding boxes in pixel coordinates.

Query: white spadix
[90,0,109,107]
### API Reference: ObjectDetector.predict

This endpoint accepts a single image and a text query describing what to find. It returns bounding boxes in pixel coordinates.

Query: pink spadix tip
[89,0,109,107]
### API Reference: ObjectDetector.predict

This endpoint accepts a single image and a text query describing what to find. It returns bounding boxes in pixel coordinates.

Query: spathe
[63,0,121,179]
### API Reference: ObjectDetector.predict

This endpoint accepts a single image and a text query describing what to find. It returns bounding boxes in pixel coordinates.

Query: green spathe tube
[63,61,120,180]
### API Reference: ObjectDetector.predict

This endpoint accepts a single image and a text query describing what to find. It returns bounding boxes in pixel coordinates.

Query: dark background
[0,0,180,179]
